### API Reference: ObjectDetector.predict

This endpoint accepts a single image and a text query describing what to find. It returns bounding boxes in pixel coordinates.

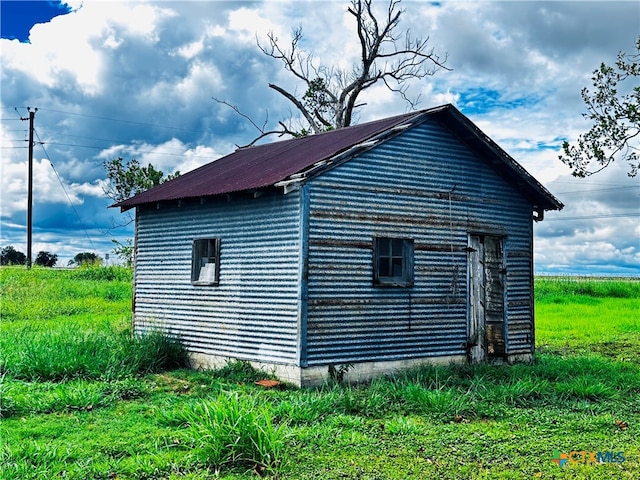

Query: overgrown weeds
[0,266,132,321]
[535,278,640,362]
[1,266,188,383]
[536,276,640,300]
[2,269,639,478]
[0,378,149,418]
[176,392,287,474]
[210,360,273,384]
[0,325,188,382]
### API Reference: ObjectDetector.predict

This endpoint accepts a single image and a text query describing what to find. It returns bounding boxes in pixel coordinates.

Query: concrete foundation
[506,353,534,364]
[189,352,469,387]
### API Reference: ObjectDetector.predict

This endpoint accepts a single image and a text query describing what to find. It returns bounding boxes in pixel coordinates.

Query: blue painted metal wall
[304,119,534,365]
[133,190,302,365]
[133,117,537,370]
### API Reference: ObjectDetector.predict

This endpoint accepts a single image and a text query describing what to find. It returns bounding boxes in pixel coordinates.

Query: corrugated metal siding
[133,191,302,365]
[305,120,534,365]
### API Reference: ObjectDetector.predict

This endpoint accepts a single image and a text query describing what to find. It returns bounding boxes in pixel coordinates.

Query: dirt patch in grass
[591,341,640,364]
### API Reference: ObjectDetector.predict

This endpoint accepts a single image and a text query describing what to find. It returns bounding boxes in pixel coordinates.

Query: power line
[36,107,228,137]
[35,129,218,154]
[6,106,253,165]
[33,106,255,141]
[552,180,635,187]
[543,213,640,221]
[18,141,221,167]
[45,141,183,153]
[32,128,99,253]
[23,126,224,162]
[35,129,143,145]
[41,141,222,161]
[555,186,639,195]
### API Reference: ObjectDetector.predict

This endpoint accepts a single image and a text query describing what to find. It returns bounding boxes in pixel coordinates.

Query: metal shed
[116,104,563,386]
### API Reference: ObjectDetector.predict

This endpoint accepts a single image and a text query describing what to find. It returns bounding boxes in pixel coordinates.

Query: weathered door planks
[468,235,506,362]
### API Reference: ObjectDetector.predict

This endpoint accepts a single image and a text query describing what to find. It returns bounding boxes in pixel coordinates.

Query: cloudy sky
[1,0,638,274]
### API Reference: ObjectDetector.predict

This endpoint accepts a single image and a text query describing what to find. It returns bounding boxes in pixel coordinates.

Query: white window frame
[191,238,220,286]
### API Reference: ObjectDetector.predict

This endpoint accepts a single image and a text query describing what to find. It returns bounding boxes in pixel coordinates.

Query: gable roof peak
[115,104,562,214]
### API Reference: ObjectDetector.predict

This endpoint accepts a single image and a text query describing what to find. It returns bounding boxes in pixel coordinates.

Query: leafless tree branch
[212,97,270,133]
[218,0,449,144]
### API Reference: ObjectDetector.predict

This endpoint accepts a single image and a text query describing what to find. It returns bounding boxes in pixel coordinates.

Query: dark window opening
[373,237,414,287]
[191,238,220,286]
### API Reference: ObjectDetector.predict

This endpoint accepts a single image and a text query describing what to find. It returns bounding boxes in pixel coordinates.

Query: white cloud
[1,0,637,274]
[227,7,285,45]
[96,138,224,175]
[1,1,177,95]
[176,61,224,100]
[536,237,639,274]
[0,157,108,216]
[180,144,228,174]
[174,38,205,59]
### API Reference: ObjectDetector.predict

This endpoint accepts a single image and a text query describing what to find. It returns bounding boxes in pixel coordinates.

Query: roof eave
[437,106,564,213]
[111,104,564,216]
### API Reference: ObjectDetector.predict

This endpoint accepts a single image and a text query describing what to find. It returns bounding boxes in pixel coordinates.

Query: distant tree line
[35,251,58,267]
[69,252,102,267]
[1,246,104,268]
[1,246,27,266]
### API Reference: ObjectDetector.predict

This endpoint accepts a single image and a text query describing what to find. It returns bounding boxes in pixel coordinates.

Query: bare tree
[215,0,449,146]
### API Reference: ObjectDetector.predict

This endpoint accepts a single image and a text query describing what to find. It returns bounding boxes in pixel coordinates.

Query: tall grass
[535,276,640,300]
[535,277,640,359]
[176,392,287,473]
[0,266,132,321]
[0,324,188,382]
[2,269,639,477]
[267,351,640,426]
[1,377,148,418]
[0,266,188,382]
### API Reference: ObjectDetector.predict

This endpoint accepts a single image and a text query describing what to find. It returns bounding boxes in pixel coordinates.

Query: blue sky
[1,0,638,274]
[1,1,73,41]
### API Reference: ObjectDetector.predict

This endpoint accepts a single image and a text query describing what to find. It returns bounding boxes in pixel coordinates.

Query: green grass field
[535,277,640,362]
[1,268,638,479]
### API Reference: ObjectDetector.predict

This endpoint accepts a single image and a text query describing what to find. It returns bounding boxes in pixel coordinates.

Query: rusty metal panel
[133,190,302,365]
[304,120,535,365]
[116,105,562,215]
[116,111,423,210]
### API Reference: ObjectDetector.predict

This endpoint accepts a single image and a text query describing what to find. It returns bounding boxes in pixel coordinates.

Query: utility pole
[24,107,37,269]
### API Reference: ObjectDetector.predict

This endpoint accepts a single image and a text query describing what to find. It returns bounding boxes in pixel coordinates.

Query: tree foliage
[1,246,26,266]
[34,251,58,267]
[112,239,134,268]
[103,157,180,204]
[560,37,640,177]
[215,0,448,146]
[69,252,102,267]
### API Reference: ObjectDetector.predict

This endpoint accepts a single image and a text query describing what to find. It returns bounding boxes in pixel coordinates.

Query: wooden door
[468,235,505,361]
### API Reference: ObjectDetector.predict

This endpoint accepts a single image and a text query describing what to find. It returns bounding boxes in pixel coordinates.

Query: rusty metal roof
[115,110,423,210]
[115,104,563,212]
